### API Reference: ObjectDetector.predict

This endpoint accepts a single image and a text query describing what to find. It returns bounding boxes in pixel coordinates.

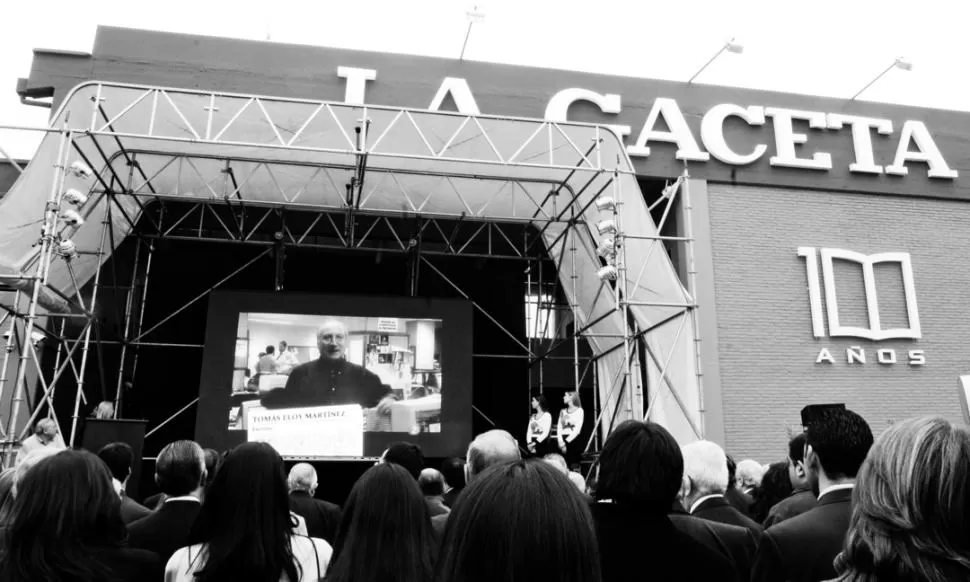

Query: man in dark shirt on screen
[260,320,395,414]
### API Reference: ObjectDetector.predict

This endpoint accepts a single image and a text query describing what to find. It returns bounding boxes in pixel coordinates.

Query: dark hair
[155,440,204,496]
[0,450,127,581]
[383,442,425,480]
[440,457,465,491]
[531,394,548,412]
[435,460,601,582]
[265,345,275,354]
[189,442,299,582]
[788,433,808,464]
[594,420,683,512]
[203,448,222,487]
[805,409,873,479]
[327,463,435,582]
[97,442,133,483]
[750,462,794,524]
[726,454,738,489]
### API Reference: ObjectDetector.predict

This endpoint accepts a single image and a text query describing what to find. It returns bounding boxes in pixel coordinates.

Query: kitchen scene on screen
[228,313,443,433]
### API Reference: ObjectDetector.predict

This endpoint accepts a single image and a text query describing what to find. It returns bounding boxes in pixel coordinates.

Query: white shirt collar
[689,494,724,514]
[112,478,124,497]
[818,483,854,501]
[165,495,201,504]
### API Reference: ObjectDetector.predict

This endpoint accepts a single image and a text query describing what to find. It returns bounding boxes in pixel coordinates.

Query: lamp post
[851,57,913,100]
[460,5,486,61]
[687,38,744,85]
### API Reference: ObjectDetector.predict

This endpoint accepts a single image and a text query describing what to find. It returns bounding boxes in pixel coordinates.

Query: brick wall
[706,184,970,463]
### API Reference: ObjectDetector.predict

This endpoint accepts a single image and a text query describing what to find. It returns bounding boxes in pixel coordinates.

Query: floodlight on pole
[851,57,913,100]
[688,38,744,85]
[460,5,486,61]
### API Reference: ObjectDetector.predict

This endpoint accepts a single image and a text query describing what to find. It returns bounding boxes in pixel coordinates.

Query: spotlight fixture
[596,238,615,258]
[60,209,84,226]
[1,330,10,343]
[594,196,616,212]
[596,219,617,236]
[69,161,93,179]
[597,265,618,281]
[30,331,46,348]
[62,188,88,206]
[56,239,78,259]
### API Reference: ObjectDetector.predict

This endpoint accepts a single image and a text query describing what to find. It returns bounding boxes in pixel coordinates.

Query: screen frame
[196,291,473,458]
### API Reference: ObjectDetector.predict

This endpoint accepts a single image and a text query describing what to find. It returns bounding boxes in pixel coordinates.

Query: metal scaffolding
[0,81,706,465]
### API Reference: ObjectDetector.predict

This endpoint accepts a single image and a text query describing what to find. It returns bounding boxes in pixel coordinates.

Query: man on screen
[259,320,395,415]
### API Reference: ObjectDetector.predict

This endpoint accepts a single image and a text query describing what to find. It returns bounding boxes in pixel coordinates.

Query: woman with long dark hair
[165,442,331,581]
[526,395,552,456]
[325,462,435,582]
[0,449,161,581]
[750,461,793,524]
[435,459,601,582]
[831,416,970,582]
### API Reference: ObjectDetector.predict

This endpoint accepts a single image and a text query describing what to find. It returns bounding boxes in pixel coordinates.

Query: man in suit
[725,455,755,518]
[432,430,520,538]
[751,409,873,582]
[287,463,341,544]
[681,441,763,536]
[764,433,817,528]
[97,442,151,524]
[439,457,465,508]
[670,498,758,582]
[127,440,206,564]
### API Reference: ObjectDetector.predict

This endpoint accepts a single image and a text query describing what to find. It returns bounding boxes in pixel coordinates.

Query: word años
[815,347,925,367]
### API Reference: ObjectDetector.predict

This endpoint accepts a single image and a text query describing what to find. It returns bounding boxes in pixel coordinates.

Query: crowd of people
[0,407,968,581]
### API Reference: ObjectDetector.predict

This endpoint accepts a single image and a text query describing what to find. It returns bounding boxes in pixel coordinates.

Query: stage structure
[0,82,705,464]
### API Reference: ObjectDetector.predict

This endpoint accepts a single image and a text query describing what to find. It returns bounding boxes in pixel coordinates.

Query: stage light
[894,57,913,72]
[594,196,616,212]
[1,331,10,343]
[63,188,88,206]
[596,238,615,258]
[597,265,618,281]
[60,209,84,226]
[56,239,78,259]
[725,38,744,54]
[30,330,46,348]
[596,219,617,236]
[69,161,93,179]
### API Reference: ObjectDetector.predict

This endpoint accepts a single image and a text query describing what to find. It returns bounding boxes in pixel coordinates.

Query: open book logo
[798,248,921,341]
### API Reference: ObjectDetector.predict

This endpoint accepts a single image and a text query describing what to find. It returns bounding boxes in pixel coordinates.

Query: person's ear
[464,463,472,484]
[795,460,807,479]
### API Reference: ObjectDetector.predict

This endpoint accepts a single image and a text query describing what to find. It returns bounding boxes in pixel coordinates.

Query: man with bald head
[431,429,520,537]
[260,319,393,414]
[287,462,342,543]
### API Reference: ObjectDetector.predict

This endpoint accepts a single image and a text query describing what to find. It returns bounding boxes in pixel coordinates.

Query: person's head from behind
[736,459,765,491]
[97,442,133,487]
[94,401,115,419]
[751,462,794,523]
[1,450,126,581]
[203,448,221,487]
[787,432,809,490]
[436,460,601,582]
[680,440,729,509]
[440,457,465,491]
[317,320,348,360]
[804,408,873,497]
[264,345,275,356]
[381,441,425,480]
[32,418,58,445]
[596,421,683,514]
[465,429,520,483]
[542,453,569,475]
[287,462,318,496]
[190,442,299,582]
[155,440,205,497]
[419,468,446,498]
[562,390,580,408]
[327,463,434,582]
[531,394,547,413]
[837,417,970,582]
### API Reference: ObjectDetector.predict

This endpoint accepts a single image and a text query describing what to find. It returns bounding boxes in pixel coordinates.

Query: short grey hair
[681,440,729,496]
[287,463,317,493]
[34,418,57,436]
[466,429,520,478]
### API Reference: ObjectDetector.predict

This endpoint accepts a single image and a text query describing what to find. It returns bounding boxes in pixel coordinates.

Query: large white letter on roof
[885,120,958,179]
[765,107,832,170]
[700,104,767,165]
[428,77,481,114]
[628,98,709,161]
[337,67,377,105]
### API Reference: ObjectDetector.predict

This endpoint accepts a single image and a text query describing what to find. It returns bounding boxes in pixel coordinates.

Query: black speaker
[800,404,846,428]
[79,419,148,500]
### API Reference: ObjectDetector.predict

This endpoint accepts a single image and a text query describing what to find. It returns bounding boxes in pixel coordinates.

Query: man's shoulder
[764,501,831,542]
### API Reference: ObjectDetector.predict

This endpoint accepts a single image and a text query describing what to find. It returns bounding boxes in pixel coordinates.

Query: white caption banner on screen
[246,404,364,457]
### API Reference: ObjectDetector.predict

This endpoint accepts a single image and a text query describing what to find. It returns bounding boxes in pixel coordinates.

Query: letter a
[428,78,481,114]
[815,348,835,364]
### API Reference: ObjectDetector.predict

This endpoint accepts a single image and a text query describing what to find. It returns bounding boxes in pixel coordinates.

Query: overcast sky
[2,0,967,159]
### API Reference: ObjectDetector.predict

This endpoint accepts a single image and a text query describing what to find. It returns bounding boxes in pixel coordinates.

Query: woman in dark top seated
[0,449,161,581]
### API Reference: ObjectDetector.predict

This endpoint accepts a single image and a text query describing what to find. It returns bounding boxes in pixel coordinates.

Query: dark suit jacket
[764,488,817,529]
[725,487,755,517]
[751,487,853,582]
[120,495,151,525]
[262,358,389,409]
[592,503,735,581]
[289,491,342,544]
[693,496,764,536]
[425,497,450,517]
[670,506,758,582]
[0,547,163,582]
[442,487,461,508]
[127,499,201,564]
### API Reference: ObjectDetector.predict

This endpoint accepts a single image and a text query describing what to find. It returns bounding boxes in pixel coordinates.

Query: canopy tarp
[0,82,703,443]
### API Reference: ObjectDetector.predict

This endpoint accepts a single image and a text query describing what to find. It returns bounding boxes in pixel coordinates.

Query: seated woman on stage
[557,391,585,469]
[527,395,552,455]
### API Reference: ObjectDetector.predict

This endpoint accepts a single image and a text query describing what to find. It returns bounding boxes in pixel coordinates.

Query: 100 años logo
[799,247,925,367]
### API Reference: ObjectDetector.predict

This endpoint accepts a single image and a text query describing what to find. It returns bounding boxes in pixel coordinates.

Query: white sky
[2,0,968,159]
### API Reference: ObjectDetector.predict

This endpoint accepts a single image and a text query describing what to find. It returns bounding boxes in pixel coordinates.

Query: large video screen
[197,292,472,459]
